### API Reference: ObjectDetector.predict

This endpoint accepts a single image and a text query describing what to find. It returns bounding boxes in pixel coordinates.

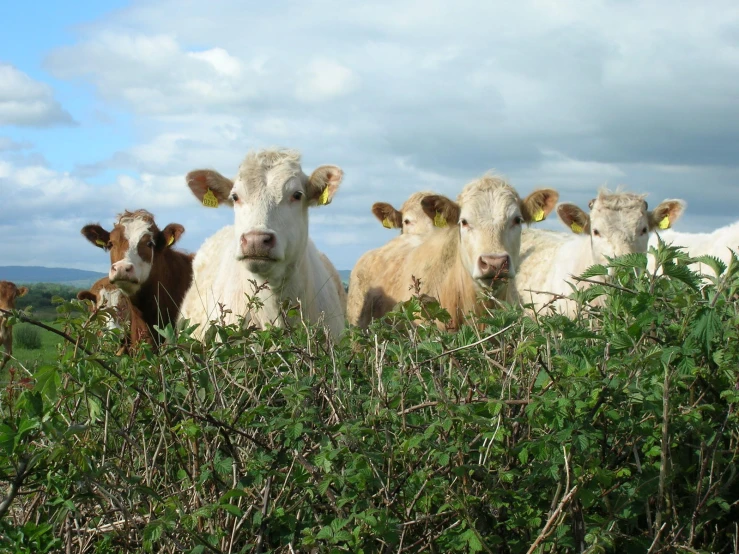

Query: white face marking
[458,185,524,284]
[109,217,155,294]
[97,287,127,330]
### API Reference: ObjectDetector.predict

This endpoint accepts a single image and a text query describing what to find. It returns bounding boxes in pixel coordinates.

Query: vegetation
[12,326,41,350]
[0,243,737,553]
[15,283,81,320]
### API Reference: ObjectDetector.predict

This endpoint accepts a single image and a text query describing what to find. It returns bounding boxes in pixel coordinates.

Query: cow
[648,220,739,278]
[77,277,153,352]
[81,210,193,344]
[0,281,29,370]
[348,191,444,326]
[347,174,559,329]
[515,189,686,316]
[371,191,438,236]
[179,148,347,340]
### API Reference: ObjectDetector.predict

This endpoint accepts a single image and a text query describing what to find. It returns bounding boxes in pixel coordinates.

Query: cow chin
[476,274,510,293]
[238,256,278,275]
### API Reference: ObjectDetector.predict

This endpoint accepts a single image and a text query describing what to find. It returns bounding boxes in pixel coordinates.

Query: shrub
[0,243,737,552]
[13,324,41,350]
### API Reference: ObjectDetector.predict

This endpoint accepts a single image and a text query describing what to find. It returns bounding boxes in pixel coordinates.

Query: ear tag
[202,189,219,208]
[167,236,175,247]
[533,208,545,222]
[382,217,392,229]
[658,216,670,230]
[95,239,106,247]
[570,222,584,234]
[433,212,447,228]
[317,186,331,206]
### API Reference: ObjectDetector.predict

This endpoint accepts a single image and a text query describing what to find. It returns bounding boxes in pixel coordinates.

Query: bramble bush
[0,242,737,553]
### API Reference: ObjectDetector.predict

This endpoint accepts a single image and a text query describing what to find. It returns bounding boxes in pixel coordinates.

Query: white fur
[110,217,154,294]
[648,220,739,275]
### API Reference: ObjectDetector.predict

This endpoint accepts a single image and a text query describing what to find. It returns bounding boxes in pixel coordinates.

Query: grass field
[6,321,65,371]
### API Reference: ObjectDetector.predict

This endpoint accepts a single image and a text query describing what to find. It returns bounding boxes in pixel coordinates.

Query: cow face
[81,210,185,295]
[558,191,686,266]
[187,149,342,281]
[0,281,28,311]
[422,177,558,290]
[372,191,437,236]
[78,286,128,330]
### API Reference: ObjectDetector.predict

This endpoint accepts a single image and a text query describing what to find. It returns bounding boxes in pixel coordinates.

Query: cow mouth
[478,273,510,287]
[238,255,277,262]
[110,276,140,284]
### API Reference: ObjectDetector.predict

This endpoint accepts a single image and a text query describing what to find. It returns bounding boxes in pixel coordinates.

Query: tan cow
[371,191,437,236]
[348,174,558,328]
[0,281,29,370]
[348,191,443,325]
[77,277,153,352]
[516,189,686,316]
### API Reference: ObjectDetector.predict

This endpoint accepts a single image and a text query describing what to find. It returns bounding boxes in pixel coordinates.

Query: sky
[1,0,739,273]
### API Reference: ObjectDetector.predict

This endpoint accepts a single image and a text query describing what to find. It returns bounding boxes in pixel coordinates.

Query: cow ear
[371,203,403,229]
[81,225,111,249]
[187,170,234,207]
[161,224,185,248]
[521,189,559,223]
[421,195,460,227]
[77,290,97,303]
[308,165,343,206]
[649,199,686,231]
[16,286,28,298]
[557,203,590,234]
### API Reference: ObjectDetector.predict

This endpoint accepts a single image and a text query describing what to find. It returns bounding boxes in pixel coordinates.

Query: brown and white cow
[515,189,686,316]
[348,175,558,328]
[0,281,29,369]
[81,210,193,343]
[348,191,443,326]
[371,191,438,236]
[77,277,153,352]
[179,148,347,339]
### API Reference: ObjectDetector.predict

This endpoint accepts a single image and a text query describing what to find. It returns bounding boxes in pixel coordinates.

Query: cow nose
[477,255,510,279]
[110,262,134,279]
[241,231,276,255]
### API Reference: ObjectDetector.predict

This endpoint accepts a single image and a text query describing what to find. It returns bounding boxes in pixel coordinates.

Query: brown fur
[81,210,193,344]
[0,281,29,370]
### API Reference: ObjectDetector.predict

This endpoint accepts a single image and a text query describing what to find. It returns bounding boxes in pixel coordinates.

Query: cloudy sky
[1,0,739,272]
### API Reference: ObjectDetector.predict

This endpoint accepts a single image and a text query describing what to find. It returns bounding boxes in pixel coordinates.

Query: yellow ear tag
[658,216,670,230]
[382,217,392,229]
[433,212,447,228]
[570,222,584,234]
[317,186,331,206]
[202,189,219,208]
[533,208,545,222]
[167,236,175,247]
[95,239,106,247]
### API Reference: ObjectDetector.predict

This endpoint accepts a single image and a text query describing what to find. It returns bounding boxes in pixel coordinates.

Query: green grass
[9,321,64,369]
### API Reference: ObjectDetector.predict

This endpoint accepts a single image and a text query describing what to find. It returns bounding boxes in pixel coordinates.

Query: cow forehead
[0,281,17,301]
[459,178,521,219]
[591,194,647,229]
[400,191,434,214]
[234,149,306,198]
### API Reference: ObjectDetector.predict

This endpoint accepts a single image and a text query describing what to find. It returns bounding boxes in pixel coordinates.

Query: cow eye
[460,218,469,227]
[292,191,303,201]
[148,240,155,248]
[513,216,524,226]
[592,229,600,237]
[641,226,648,235]
[404,219,411,226]
[106,241,113,251]
[230,192,239,202]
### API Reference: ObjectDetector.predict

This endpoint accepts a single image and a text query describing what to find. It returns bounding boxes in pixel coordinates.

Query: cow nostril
[263,234,275,246]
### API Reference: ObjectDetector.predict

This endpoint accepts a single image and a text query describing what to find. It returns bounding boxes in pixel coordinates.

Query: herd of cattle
[1,147,738,363]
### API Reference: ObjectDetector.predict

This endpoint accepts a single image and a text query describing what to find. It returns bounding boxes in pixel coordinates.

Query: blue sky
[1,0,739,272]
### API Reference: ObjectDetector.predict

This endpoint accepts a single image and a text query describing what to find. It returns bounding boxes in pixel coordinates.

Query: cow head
[422,176,558,290]
[372,191,437,236]
[78,285,129,330]
[187,149,342,282]
[81,210,185,295]
[0,281,28,311]
[558,190,686,265]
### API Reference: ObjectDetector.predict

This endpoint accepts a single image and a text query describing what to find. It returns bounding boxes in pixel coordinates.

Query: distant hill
[338,269,351,283]
[0,266,105,287]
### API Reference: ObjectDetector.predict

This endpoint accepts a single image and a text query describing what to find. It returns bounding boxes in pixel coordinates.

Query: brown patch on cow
[371,203,403,229]
[1,281,28,370]
[420,195,460,226]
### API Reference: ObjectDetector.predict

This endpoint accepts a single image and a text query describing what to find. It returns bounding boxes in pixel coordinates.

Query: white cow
[179,148,347,339]
[516,189,686,316]
[648,220,739,277]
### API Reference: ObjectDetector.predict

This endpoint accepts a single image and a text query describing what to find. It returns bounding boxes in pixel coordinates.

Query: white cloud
[295,59,358,102]
[0,64,74,127]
